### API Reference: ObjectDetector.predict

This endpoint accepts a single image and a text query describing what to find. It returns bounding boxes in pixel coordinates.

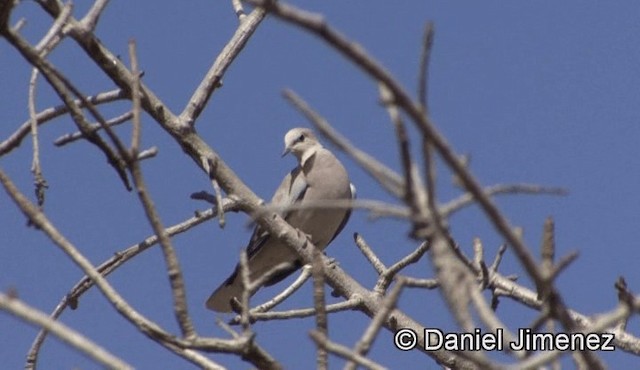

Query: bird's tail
[205,269,243,313]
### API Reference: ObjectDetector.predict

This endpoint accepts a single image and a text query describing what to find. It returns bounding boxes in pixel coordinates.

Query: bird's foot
[325,256,339,268]
[296,229,313,248]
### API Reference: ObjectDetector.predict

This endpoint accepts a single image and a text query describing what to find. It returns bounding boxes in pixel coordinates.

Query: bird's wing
[246,167,308,259]
[327,182,356,245]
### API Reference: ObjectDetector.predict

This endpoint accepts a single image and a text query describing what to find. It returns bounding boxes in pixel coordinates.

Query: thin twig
[403,277,439,289]
[375,242,430,294]
[129,40,141,155]
[468,287,523,360]
[0,293,133,370]
[312,247,328,370]
[34,1,71,54]
[441,183,568,217]
[379,83,429,238]
[252,265,312,312]
[54,111,134,146]
[180,7,266,124]
[80,0,110,31]
[309,331,387,370]
[429,232,476,333]
[229,265,312,324]
[488,244,508,274]
[28,69,47,208]
[346,279,405,370]
[238,250,252,330]
[136,146,158,161]
[0,89,126,156]
[353,233,386,274]
[242,298,361,322]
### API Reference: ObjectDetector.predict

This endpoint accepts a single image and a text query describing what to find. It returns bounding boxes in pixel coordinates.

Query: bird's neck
[300,146,321,167]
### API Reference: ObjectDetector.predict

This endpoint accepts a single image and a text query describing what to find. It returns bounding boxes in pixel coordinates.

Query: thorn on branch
[190,191,217,205]
[417,21,435,113]
[66,294,79,310]
[615,276,634,307]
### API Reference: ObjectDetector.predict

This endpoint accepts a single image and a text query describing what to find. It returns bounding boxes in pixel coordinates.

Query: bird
[206,128,354,312]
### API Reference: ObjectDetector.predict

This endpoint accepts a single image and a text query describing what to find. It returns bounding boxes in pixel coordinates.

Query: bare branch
[353,233,386,275]
[379,82,429,238]
[54,111,134,146]
[441,183,567,217]
[429,232,476,333]
[0,293,133,370]
[80,0,110,31]
[375,242,430,294]
[488,244,508,274]
[468,288,523,360]
[34,1,71,54]
[238,249,252,330]
[28,69,48,208]
[403,277,439,289]
[242,298,361,322]
[180,7,266,124]
[129,40,141,155]
[136,146,158,160]
[309,331,387,370]
[0,89,127,156]
[541,217,555,273]
[229,265,313,324]
[346,279,405,370]
[252,265,313,312]
[312,247,328,370]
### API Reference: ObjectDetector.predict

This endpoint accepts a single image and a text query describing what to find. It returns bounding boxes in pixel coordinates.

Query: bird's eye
[297,134,305,143]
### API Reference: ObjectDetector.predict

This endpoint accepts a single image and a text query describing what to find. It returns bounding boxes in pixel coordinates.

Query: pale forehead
[284,128,316,143]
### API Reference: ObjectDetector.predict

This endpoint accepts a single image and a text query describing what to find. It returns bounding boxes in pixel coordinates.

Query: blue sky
[2,1,640,369]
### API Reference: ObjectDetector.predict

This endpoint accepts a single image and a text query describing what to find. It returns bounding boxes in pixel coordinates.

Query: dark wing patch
[246,167,308,260]
[263,260,303,286]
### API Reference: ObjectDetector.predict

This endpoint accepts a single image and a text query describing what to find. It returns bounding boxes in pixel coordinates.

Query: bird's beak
[281,147,291,157]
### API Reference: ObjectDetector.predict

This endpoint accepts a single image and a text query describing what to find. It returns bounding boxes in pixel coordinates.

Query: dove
[206,128,354,312]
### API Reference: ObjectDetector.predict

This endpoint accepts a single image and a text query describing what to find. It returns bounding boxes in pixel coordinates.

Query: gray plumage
[206,128,354,312]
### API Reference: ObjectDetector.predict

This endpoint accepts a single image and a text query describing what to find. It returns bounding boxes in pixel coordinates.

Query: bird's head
[282,128,323,164]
